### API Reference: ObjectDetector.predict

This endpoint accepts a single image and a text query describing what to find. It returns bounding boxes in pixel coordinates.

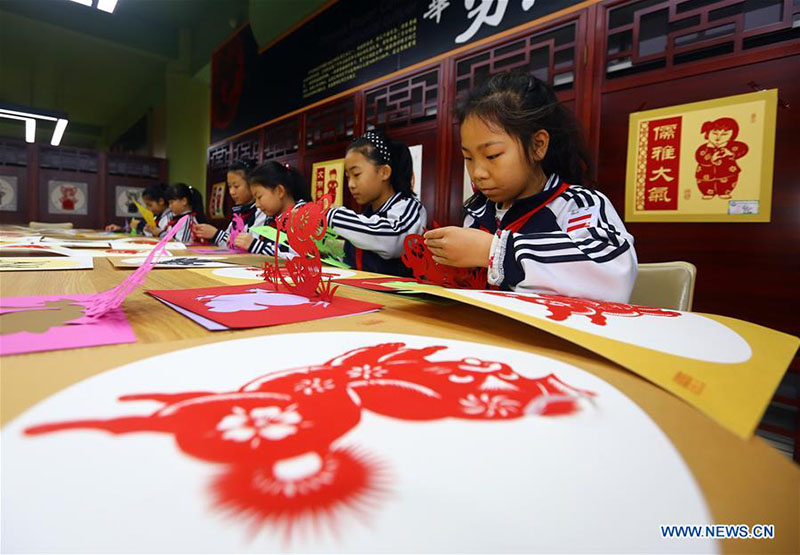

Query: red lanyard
[500,182,569,233]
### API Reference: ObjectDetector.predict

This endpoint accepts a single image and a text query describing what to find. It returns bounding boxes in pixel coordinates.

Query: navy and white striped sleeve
[488,187,638,302]
[170,214,197,244]
[248,235,297,258]
[212,222,232,247]
[326,196,427,260]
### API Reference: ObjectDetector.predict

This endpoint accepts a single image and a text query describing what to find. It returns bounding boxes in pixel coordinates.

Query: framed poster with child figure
[625,89,777,223]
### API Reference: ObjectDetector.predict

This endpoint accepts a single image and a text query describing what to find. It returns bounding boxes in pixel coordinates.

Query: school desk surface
[0,255,797,554]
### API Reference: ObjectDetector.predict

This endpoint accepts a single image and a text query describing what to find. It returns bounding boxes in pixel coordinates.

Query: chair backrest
[629,262,697,311]
[28,221,74,230]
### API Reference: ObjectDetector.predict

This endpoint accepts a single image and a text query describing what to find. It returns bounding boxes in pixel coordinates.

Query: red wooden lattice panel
[107,155,161,179]
[38,146,98,173]
[231,133,260,163]
[0,139,27,167]
[263,118,300,159]
[305,97,356,148]
[454,21,578,96]
[605,0,800,78]
[208,144,231,170]
[365,68,439,130]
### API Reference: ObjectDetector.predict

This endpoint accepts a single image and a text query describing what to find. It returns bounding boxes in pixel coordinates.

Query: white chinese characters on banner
[424,0,537,44]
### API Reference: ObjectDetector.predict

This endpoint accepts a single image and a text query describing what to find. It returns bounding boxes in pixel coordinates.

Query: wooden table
[1,257,798,553]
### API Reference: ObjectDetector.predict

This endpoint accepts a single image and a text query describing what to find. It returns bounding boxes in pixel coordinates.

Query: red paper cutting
[81,215,189,319]
[25,341,595,538]
[485,292,682,326]
[402,233,487,289]
[262,194,339,302]
[148,283,383,329]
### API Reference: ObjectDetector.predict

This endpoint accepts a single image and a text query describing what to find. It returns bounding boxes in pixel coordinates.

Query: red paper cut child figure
[326,168,339,198]
[695,117,748,199]
[24,342,595,539]
[60,185,78,211]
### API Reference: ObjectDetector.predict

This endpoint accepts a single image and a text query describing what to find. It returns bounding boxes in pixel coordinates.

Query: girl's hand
[192,223,218,239]
[105,224,121,231]
[144,224,161,237]
[234,233,254,251]
[423,227,494,268]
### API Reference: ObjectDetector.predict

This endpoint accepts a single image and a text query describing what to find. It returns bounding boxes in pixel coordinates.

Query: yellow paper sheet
[392,284,798,439]
[133,201,157,228]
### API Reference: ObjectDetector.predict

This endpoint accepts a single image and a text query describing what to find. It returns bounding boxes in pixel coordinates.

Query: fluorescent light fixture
[51,119,69,146]
[97,0,118,13]
[0,105,69,145]
[0,107,57,121]
[0,114,37,143]
[68,0,93,6]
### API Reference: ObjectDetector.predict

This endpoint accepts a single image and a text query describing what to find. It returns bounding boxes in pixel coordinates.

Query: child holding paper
[233,161,311,257]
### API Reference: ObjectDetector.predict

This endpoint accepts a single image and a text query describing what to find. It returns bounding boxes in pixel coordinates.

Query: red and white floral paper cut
[3,333,714,553]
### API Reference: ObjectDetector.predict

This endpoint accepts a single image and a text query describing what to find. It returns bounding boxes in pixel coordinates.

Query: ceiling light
[51,119,69,146]
[97,0,118,13]
[0,104,69,145]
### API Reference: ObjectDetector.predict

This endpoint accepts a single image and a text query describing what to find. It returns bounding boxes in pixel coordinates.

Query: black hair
[141,183,169,203]
[227,159,257,176]
[166,182,207,223]
[346,129,415,198]
[456,71,593,209]
[248,161,311,202]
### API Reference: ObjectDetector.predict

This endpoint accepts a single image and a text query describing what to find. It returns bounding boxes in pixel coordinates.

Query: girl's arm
[489,188,638,303]
[171,215,196,244]
[327,197,426,259]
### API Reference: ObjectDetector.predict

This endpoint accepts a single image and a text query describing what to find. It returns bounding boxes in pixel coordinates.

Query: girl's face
[143,197,167,215]
[227,170,253,205]
[344,149,392,208]
[708,128,733,147]
[169,197,190,214]
[252,184,289,217]
[461,115,543,208]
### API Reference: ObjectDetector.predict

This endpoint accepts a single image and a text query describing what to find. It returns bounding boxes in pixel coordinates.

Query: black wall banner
[211,0,582,143]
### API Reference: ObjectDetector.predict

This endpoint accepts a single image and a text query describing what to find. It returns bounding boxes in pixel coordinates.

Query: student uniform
[465,173,637,302]
[211,201,267,247]
[326,192,427,276]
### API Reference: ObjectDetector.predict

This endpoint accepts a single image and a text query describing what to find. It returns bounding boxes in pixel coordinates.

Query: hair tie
[361,131,392,164]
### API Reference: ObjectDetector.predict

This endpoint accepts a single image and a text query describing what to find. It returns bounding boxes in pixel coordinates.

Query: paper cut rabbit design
[24,342,594,538]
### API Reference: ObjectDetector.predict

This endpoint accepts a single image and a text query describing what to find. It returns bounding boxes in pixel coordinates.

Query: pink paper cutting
[0,294,136,356]
[82,215,188,319]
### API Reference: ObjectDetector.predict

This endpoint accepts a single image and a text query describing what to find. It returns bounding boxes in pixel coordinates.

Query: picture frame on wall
[625,89,777,223]
[209,181,227,219]
[47,180,89,216]
[0,175,19,212]
[114,186,145,219]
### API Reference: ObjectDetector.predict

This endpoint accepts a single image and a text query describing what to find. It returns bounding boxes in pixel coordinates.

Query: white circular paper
[453,290,752,363]
[1,332,716,553]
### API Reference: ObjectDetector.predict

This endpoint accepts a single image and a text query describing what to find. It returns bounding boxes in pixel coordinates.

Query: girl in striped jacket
[424,72,637,302]
[193,160,267,248]
[233,161,311,257]
[326,130,427,276]
[164,183,206,244]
